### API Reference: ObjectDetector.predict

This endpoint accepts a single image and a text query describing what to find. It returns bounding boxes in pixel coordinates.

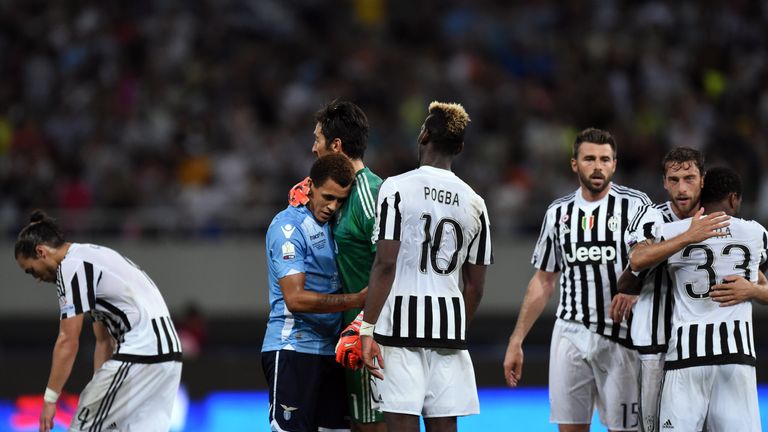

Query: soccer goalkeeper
[290,100,385,431]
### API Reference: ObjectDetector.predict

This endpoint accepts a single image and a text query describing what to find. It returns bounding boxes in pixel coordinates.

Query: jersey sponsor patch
[282,241,296,259]
[564,241,617,265]
[60,303,75,316]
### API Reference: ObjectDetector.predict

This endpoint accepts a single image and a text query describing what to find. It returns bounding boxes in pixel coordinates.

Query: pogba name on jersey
[424,187,459,206]
[564,241,617,265]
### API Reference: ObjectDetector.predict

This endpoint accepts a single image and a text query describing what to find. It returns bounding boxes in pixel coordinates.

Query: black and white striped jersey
[533,184,650,345]
[662,217,768,370]
[624,201,679,353]
[372,165,493,349]
[57,243,182,363]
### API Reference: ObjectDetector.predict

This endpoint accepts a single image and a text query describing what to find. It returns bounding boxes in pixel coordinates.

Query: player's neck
[418,154,452,171]
[673,203,700,220]
[349,158,365,173]
[579,183,611,202]
[54,242,73,265]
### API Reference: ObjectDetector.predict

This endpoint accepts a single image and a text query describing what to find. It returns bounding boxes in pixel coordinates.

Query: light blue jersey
[262,204,342,355]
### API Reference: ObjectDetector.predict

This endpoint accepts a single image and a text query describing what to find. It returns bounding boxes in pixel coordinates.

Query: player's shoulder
[268,206,309,236]
[357,167,383,188]
[546,190,576,211]
[610,183,651,204]
[731,217,767,233]
[59,243,105,273]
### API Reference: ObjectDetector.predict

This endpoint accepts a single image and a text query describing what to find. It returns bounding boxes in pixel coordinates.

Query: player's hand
[609,293,638,323]
[288,177,311,207]
[711,275,755,307]
[39,401,56,432]
[335,311,363,370]
[503,339,523,387]
[361,335,384,380]
[684,208,730,244]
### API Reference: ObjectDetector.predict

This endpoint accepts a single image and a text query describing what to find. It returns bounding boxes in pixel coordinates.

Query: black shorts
[261,350,349,431]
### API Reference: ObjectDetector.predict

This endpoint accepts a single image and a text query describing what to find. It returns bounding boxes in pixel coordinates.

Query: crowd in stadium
[1,0,767,238]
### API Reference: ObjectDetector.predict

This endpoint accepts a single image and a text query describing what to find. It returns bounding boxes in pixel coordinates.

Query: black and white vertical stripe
[467,211,493,265]
[665,320,756,370]
[373,295,467,349]
[61,261,100,319]
[535,185,650,345]
[377,191,402,241]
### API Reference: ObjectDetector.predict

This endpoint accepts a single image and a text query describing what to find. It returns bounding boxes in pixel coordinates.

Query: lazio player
[291,100,386,431]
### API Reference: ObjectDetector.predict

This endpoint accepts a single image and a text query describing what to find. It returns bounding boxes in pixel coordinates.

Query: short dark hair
[15,210,66,259]
[314,100,369,160]
[310,154,355,189]
[573,128,616,158]
[701,167,741,206]
[661,147,705,177]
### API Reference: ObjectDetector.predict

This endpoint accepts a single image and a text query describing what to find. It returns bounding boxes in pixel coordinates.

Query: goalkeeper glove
[335,311,364,370]
[289,177,311,207]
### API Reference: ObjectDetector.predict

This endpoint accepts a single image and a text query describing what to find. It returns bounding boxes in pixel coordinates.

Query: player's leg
[421,348,479,418]
[549,320,596,430]
[706,364,761,432]
[658,367,709,432]
[637,353,664,432]
[383,412,420,432]
[68,360,134,432]
[345,367,385,432]
[424,416,457,432]
[375,345,427,417]
[316,356,352,432]
[123,361,183,432]
[592,337,640,431]
[261,350,324,431]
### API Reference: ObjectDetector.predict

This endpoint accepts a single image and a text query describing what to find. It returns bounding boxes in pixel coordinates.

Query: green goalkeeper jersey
[333,167,383,324]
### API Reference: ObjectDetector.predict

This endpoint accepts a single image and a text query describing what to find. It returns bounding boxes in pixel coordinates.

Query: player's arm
[40,314,84,432]
[462,263,486,324]
[361,239,400,379]
[92,320,115,373]
[280,274,366,313]
[629,208,730,272]
[711,270,768,306]
[503,269,559,387]
[609,269,643,323]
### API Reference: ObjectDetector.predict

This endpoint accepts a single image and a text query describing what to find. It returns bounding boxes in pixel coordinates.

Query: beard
[578,170,612,194]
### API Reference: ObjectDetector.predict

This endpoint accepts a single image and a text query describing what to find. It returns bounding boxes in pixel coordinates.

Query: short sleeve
[757,222,768,265]
[373,179,402,242]
[57,260,100,320]
[531,207,561,272]
[267,221,308,278]
[467,198,493,265]
[625,205,664,250]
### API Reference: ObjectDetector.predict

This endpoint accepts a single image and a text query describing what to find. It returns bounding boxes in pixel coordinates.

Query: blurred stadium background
[2,0,768,430]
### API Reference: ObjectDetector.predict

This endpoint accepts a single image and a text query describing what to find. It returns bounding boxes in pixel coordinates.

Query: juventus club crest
[580,215,595,231]
[607,215,619,232]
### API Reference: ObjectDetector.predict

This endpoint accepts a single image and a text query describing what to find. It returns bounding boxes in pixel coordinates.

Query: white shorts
[549,320,640,430]
[659,364,761,432]
[70,360,182,432]
[638,354,664,432]
[376,345,479,418]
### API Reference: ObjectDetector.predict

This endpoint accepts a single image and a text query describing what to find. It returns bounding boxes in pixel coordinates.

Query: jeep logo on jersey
[564,241,617,265]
